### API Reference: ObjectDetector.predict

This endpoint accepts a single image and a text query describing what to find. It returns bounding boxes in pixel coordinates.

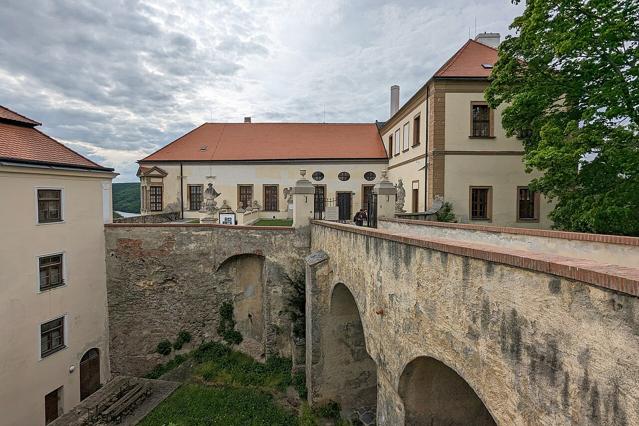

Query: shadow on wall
[399,356,496,426]
[324,283,378,414]
[217,254,266,347]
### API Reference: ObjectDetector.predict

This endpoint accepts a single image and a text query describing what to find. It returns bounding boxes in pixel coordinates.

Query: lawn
[252,218,293,226]
[140,341,343,425]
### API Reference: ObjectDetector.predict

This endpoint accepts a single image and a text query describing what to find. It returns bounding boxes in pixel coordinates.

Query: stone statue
[252,200,261,211]
[283,187,293,205]
[395,179,406,213]
[200,183,221,223]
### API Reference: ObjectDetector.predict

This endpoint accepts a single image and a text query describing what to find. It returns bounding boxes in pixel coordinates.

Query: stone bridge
[306,219,639,425]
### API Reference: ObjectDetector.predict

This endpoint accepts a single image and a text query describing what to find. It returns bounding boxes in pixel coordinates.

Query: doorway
[337,192,352,221]
[80,348,100,400]
[45,387,62,424]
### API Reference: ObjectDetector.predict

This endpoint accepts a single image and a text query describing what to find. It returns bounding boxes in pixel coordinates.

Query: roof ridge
[434,39,474,77]
[0,105,42,126]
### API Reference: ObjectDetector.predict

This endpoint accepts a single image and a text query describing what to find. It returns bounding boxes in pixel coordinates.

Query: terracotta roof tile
[141,123,387,162]
[434,39,498,78]
[0,106,112,171]
[0,105,41,126]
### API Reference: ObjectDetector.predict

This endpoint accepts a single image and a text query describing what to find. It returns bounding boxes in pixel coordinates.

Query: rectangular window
[517,187,539,221]
[188,185,203,211]
[39,254,64,291]
[45,387,62,424]
[263,185,278,211]
[394,129,400,155]
[388,135,393,159]
[149,186,163,212]
[38,189,62,223]
[141,186,147,211]
[41,317,65,358]
[412,181,419,213]
[402,123,410,151]
[470,187,492,220]
[238,185,253,209]
[413,115,421,146]
[362,185,374,210]
[471,103,492,137]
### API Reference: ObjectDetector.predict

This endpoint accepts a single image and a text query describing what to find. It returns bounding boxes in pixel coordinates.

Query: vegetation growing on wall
[285,270,306,340]
[156,339,172,356]
[112,182,141,213]
[218,302,243,345]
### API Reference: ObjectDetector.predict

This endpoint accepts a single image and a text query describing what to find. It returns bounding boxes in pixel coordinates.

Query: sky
[0,0,524,182]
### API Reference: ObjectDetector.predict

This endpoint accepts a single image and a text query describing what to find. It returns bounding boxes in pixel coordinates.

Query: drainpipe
[180,162,184,220]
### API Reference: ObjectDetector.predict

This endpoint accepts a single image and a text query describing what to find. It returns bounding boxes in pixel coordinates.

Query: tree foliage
[486,0,639,235]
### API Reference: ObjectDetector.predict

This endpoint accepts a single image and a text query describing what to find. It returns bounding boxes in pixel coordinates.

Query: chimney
[244,116,251,123]
[390,85,400,118]
[474,32,500,48]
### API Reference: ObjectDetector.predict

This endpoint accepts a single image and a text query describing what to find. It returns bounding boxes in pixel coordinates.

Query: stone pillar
[373,170,397,220]
[305,250,330,405]
[293,170,315,228]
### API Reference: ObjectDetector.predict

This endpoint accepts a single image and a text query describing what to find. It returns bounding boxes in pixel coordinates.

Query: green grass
[138,384,296,426]
[112,182,140,213]
[252,219,293,226]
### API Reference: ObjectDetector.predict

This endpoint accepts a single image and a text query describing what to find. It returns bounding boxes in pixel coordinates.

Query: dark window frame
[312,171,324,181]
[338,172,350,181]
[39,254,65,291]
[517,186,540,222]
[364,171,376,181]
[37,189,63,223]
[413,114,421,146]
[470,102,494,138]
[41,317,65,358]
[238,184,254,210]
[149,186,163,212]
[263,184,279,212]
[469,186,492,221]
[188,184,203,211]
[388,135,393,159]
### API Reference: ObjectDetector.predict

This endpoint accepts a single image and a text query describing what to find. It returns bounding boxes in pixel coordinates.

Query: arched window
[338,172,350,181]
[364,171,376,181]
[312,171,324,181]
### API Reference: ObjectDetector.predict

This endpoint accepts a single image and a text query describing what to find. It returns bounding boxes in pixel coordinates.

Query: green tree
[486,0,639,235]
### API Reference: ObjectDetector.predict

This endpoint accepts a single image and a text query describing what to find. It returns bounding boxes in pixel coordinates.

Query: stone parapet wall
[104,223,309,376]
[114,211,180,223]
[379,218,639,268]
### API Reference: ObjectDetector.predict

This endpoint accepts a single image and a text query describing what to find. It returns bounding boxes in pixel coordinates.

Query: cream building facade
[138,123,388,223]
[381,33,552,228]
[0,106,116,425]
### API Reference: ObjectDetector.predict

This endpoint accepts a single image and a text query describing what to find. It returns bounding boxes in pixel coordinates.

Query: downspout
[180,162,184,220]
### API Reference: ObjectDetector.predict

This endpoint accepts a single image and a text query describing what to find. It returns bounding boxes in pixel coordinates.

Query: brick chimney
[244,116,251,123]
[390,85,400,118]
[475,32,500,48]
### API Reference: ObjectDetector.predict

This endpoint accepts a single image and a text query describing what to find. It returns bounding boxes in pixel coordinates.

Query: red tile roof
[0,106,112,171]
[434,39,498,78]
[0,105,41,126]
[141,123,387,162]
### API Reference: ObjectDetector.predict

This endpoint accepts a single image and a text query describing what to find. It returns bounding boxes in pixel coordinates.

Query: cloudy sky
[0,0,523,181]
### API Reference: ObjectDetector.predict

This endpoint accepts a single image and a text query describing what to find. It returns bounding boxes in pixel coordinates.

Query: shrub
[172,340,183,350]
[156,339,172,356]
[436,202,456,222]
[284,270,306,340]
[145,354,187,379]
[293,372,307,399]
[314,400,341,421]
[223,329,243,346]
[178,330,192,343]
[217,302,243,346]
[192,341,231,363]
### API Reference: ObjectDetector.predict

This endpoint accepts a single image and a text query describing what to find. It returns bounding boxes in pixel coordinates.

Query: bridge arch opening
[399,356,496,426]
[324,283,377,418]
[217,254,265,344]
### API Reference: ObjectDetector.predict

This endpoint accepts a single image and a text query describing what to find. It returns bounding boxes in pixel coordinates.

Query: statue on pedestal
[395,179,406,213]
[200,183,221,223]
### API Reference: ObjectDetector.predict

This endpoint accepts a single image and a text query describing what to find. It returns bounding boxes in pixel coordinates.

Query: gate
[367,193,378,228]
[314,194,336,220]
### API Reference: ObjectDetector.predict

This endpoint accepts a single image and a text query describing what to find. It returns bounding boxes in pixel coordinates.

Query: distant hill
[113,182,140,213]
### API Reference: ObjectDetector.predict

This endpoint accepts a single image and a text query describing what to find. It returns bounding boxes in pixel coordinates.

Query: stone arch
[398,356,496,426]
[324,282,377,419]
[217,253,265,344]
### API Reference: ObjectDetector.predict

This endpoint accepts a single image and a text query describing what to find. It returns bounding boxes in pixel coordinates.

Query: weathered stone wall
[307,222,639,425]
[105,223,309,376]
[114,211,180,223]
